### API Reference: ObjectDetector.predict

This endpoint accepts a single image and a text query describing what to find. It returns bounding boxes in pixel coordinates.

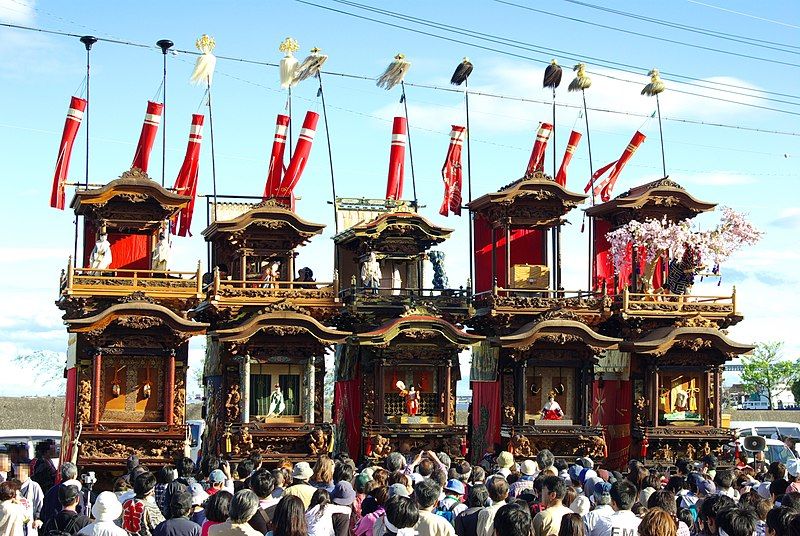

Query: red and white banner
[555,130,582,187]
[276,111,319,200]
[585,131,646,202]
[263,114,290,199]
[385,116,407,200]
[440,125,466,216]
[172,114,204,237]
[131,100,164,173]
[525,122,552,177]
[50,96,87,210]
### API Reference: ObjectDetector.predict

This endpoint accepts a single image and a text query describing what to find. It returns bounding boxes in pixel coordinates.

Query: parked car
[732,421,800,440]
[734,436,798,467]
[187,419,205,462]
[738,400,770,410]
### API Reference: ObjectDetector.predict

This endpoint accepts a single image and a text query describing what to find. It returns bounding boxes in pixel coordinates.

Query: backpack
[434,499,459,525]
[47,515,78,536]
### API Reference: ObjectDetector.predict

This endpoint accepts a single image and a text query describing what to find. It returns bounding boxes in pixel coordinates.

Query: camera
[81,471,97,486]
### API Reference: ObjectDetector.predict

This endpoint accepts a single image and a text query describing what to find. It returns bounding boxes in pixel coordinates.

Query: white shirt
[590,510,641,536]
[584,505,614,534]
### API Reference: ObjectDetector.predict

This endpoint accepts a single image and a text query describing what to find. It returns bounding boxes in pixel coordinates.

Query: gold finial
[195,34,216,54]
[310,46,321,54]
[279,37,300,54]
[394,53,406,60]
[550,58,558,66]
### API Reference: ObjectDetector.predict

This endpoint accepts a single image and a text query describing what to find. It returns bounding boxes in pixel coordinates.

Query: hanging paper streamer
[555,130,582,187]
[263,114,290,199]
[131,100,164,173]
[439,125,466,217]
[293,47,328,85]
[277,111,319,199]
[525,122,552,176]
[585,131,646,202]
[279,37,300,89]
[189,34,216,86]
[50,96,87,210]
[172,114,204,237]
[385,116,407,200]
[376,54,411,90]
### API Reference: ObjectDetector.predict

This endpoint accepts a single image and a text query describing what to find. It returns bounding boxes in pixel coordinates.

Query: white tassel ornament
[190,34,216,86]
[293,47,328,84]
[376,53,411,90]
[279,37,300,89]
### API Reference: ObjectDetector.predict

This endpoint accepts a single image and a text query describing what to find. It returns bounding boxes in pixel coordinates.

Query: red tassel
[50,96,87,210]
[276,111,319,202]
[440,125,466,216]
[385,116,407,200]
[131,101,163,173]
[525,122,552,176]
[555,130,582,187]
[172,114,204,237]
[585,131,646,202]
[263,114,290,199]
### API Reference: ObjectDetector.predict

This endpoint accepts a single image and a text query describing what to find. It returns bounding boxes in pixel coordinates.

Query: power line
[685,0,800,30]
[556,0,800,53]
[316,0,800,111]
[2,20,799,136]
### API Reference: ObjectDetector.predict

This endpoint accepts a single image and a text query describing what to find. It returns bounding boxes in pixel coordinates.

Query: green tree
[791,379,800,407]
[740,342,798,409]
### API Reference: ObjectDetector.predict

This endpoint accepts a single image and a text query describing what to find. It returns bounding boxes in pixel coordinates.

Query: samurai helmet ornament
[279,37,301,89]
[190,34,217,86]
[568,63,592,92]
[293,47,329,84]
[642,68,666,96]
[543,58,563,89]
[377,53,411,90]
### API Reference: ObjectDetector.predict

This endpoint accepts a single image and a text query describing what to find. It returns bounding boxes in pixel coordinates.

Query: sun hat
[520,460,538,476]
[189,482,209,506]
[496,451,514,469]
[444,479,465,495]
[209,469,226,483]
[570,495,590,516]
[388,483,410,498]
[639,486,656,506]
[332,481,356,505]
[292,461,313,481]
[92,491,123,522]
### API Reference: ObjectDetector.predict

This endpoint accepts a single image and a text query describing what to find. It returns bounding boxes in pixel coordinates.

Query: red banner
[50,96,87,210]
[277,111,319,200]
[172,114,204,237]
[440,125,466,216]
[333,378,362,460]
[470,381,501,464]
[131,101,163,173]
[525,122,552,176]
[385,116,407,200]
[592,380,632,470]
[585,131,646,202]
[263,114,290,199]
[555,130,581,187]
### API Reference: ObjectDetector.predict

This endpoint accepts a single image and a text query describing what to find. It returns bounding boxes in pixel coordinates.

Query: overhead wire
[322,0,800,110]
[685,0,800,30]
[1,20,799,137]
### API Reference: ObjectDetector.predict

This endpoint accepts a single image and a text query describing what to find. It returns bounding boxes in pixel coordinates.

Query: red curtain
[470,381,501,464]
[60,367,77,465]
[593,219,614,293]
[592,379,632,470]
[333,378,362,460]
[83,223,150,270]
[473,216,544,293]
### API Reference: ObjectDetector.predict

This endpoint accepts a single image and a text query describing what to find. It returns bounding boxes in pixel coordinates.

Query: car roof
[731,422,800,429]
[0,430,61,439]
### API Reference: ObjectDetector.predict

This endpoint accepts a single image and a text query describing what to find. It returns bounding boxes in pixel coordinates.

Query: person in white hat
[282,463,316,510]
[77,491,127,536]
[509,460,538,498]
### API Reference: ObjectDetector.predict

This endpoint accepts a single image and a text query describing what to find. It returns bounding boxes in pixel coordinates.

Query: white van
[732,421,800,441]
[739,400,769,410]
[187,420,205,463]
[735,436,798,466]
[0,430,61,467]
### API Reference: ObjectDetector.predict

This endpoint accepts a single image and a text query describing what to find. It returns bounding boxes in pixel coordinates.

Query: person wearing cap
[495,453,514,478]
[206,470,233,497]
[532,475,572,536]
[331,481,357,536]
[509,460,538,499]
[437,480,467,522]
[76,491,128,536]
[583,481,613,534]
[122,472,166,536]
[588,481,640,536]
[41,463,86,525]
[282,462,317,510]
[188,483,209,526]
[152,492,200,536]
[41,485,90,536]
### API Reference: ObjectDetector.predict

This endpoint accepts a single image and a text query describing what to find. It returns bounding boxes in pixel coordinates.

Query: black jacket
[42,510,91,536]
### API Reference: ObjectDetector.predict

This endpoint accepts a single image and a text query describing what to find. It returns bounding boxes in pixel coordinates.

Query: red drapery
[473,216,544,293]
[592,379,632,470]
[60,367,77,465]
[333,378,362,460]
[470,381,501,464]
[83,223,150,270]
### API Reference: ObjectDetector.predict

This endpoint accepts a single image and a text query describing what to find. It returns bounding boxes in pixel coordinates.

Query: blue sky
[0,0,798,397]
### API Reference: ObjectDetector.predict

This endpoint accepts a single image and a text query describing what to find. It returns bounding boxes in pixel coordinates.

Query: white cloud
[771,207,800,229]
[0,0,34,24]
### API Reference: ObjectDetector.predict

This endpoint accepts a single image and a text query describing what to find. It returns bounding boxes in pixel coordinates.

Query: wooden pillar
[241,355,251,424]
[165,351,176,425]
[287,251,295,288]
[516,360,528,425]
[505,222,512,289]
[444,360,453,425]
[631,246,639,293]
[375,359,385,424]
[491,227,497,287]
[714,366,723,427]
[91,351,102,426]
[651,362,660,428]
[555,224,562,292]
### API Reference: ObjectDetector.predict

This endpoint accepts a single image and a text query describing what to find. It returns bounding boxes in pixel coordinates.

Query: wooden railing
[338,285,471,310]
[61,259,203,298]
[472,286,607,314]
[210,269,339,300]
[621,287,737,317]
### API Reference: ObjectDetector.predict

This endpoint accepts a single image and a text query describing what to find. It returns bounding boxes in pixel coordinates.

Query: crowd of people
[1,446,800,536]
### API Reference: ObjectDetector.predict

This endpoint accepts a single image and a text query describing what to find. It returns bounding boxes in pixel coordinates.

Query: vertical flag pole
[317,73,338,233]
[642,68,667,178]
[207,81,218,221]
[400,80,418,210]
[157,39,173,188]
[465,78,474,293]
[79,36,97,188]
